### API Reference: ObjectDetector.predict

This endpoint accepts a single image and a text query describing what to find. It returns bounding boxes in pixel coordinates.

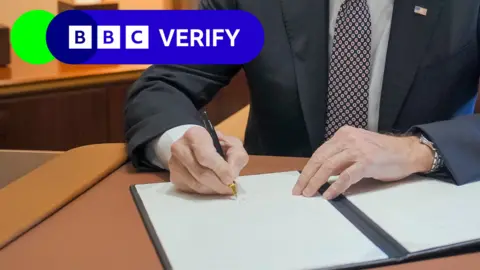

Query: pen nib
[228,183,237,199]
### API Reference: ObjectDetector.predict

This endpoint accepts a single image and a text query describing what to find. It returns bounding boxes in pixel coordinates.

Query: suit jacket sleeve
[124,0,241,171]
[411,10,480,186]
[412,114,480,185]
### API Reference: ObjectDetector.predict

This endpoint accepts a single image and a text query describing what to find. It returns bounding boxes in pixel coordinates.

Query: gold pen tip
[228,183,237,196]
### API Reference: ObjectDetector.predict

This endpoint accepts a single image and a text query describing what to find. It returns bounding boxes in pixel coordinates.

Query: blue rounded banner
[46,10,265,65]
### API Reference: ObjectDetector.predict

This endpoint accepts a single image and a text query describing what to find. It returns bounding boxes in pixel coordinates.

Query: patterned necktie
[324,0,372,139]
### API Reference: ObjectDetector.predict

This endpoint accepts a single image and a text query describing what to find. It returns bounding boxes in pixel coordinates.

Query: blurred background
[1,0,199,28]
[0,0,250,154]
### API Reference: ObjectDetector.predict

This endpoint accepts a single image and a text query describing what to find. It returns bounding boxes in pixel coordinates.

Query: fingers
[184,127,236,185]
[190,144,235,185]
[222,135,249,177]
[293,137,343,195]
[169,126,248,195]
[301,150,354,197]
[323,163,364,200]
[169,155,211,194]
[179,143,233,195]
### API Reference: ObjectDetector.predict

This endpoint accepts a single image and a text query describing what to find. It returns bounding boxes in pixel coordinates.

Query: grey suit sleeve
[124,0,241,171]
[412,114,480,185]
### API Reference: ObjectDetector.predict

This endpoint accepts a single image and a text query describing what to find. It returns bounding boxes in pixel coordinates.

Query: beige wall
[0,0,174,28]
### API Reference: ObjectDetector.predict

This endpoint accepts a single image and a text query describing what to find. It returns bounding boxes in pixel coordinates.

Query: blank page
[346,176,480,253]
[134,171,387,270]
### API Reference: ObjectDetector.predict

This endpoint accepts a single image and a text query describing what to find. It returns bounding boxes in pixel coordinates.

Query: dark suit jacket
[125,0,480,185]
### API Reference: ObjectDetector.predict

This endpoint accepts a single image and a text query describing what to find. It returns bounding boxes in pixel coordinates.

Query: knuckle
[184,126,200,138]
[170,141,183,156]
[184,126,207,142]
[196,151,212,167]
[357,165,367,176]
[322,159,336,171]
[329,184,341,195]
[341,171,353,184]
[337,126,358,142]
[350,149,361,157]
[346,132,357,142]
[313,153,326,163]
[197,169,211,183]
[344,135,358,146]
[348,149,362,161]
[338,125,352,135]
[335,178,350,190]
[216,163,232,179]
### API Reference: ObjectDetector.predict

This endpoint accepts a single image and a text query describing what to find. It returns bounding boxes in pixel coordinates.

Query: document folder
[130,171,480,270]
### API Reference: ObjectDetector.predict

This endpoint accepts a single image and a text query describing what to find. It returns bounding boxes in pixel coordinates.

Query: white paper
[135,171,387,270]
[346,176,480,253]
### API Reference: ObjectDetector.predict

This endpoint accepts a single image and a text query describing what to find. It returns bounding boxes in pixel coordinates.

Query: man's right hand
[168,126,249,195]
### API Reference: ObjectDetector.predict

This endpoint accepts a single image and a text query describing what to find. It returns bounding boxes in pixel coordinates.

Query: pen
[200,109,237,197]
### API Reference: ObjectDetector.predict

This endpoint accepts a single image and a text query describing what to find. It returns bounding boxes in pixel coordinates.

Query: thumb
[223,138,249,177]
[227,150,249,178]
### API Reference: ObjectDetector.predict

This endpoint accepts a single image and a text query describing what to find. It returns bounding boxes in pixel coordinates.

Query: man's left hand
[293,126,434,200]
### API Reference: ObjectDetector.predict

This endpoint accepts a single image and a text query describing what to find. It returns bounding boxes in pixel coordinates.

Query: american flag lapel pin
[414,6,428,16]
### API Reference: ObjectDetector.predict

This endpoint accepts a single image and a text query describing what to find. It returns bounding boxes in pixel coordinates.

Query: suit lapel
[279,0,330,151]
[379,0,446,131]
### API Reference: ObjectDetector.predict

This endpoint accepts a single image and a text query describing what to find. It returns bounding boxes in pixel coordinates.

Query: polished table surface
[0,146,479,270]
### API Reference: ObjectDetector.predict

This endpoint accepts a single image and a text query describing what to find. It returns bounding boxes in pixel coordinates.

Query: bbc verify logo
[69,25,149,49]
[49,10,264,64]
[69,25,240,49]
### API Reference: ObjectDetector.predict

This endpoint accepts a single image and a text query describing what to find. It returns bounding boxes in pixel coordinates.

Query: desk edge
[0,143,128,249]
[0,69,144,97]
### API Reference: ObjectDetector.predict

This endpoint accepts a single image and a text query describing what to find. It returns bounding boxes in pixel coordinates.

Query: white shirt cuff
[145,124,200,170]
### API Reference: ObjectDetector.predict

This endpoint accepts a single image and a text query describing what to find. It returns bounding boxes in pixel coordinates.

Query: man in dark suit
[125,0,480,199]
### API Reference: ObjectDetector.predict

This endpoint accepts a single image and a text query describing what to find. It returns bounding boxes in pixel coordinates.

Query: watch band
[419,134,444,173]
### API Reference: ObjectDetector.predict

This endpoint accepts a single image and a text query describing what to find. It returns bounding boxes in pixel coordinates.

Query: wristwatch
[418,134,444,173]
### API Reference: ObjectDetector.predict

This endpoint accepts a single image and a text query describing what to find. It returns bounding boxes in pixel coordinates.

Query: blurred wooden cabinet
[0,82,129,150]
[172,0,199,9]
[0,55,477,151]
[0,58,249,151]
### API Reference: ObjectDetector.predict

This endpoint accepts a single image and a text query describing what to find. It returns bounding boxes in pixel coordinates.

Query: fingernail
[323,190,334,200]
[302,189,312,197]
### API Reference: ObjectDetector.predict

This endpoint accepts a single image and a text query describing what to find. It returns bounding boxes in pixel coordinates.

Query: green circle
[11,10,55,65]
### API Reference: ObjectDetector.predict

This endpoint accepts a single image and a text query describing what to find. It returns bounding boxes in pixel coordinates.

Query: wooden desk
[0,149,61,189]
[0,145,478,269]
[0,52,249,151]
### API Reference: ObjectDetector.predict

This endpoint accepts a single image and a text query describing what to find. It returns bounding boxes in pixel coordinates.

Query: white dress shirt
[147,0,394,169]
